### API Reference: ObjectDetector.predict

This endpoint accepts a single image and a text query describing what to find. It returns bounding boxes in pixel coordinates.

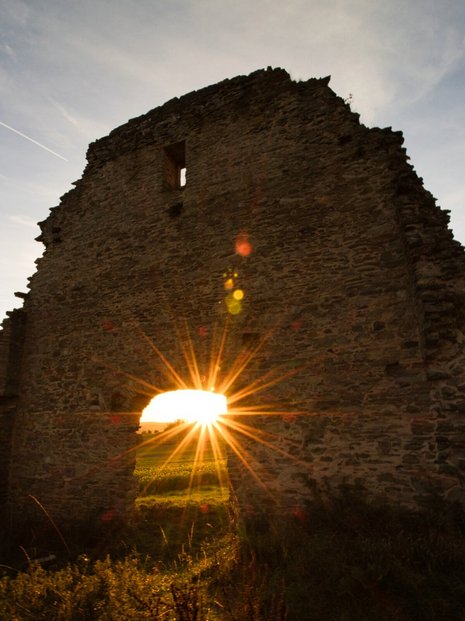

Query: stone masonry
[1,67,465,528]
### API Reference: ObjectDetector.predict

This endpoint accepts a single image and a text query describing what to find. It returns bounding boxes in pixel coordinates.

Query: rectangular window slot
[164,141,186,189]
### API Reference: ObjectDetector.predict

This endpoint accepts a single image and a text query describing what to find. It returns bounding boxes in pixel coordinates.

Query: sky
[1,0,465,322]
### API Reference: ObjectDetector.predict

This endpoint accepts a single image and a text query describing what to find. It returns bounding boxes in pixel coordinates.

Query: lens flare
[235,231,252,256]
[141,389,227,425]
[225,294,242,315]
[89,314,307,509]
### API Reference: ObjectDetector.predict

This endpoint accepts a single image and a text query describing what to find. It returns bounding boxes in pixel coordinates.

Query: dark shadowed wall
[1,68,465,527]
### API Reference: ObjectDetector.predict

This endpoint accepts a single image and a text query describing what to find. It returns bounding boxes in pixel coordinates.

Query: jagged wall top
[84,68,333,172]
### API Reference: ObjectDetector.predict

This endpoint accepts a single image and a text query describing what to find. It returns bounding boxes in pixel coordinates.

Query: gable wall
[2,69,465,525]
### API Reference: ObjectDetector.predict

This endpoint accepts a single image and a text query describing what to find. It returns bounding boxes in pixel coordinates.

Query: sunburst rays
[81,298,309,518]
[115,313,309,507]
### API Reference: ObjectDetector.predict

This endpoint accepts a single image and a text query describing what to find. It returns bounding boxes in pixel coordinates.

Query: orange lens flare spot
[235,232,252,256]
[233,289,244,300]
[141,389,227,425]
[101,320,115,332]
[224,278,234,290]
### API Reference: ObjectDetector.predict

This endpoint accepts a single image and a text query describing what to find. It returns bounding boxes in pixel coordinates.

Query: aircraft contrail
[0,120,68,161]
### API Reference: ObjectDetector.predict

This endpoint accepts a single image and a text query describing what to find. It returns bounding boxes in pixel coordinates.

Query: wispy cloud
[0,42,16,60]
[8,215,39,228]
[47,96,111,141]
[48,97,80,129]
[0,120,68,161]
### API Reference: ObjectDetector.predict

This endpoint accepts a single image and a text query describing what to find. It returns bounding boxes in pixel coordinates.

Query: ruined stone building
[1,68,465,529]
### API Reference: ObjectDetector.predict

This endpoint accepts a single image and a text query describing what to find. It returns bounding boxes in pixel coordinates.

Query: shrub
[0,555,206,620]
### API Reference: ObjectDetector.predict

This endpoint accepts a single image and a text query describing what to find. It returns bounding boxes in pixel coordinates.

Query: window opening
[164,140,186,189]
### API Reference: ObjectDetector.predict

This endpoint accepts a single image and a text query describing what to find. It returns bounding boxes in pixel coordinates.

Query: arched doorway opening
[134,389,231,553]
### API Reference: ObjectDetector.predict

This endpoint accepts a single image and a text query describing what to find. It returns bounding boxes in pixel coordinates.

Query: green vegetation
[1,435,465,620]
[0,432,236,620]
[130,433,230,561]
[136,436,226,496]
[238,490,465,621]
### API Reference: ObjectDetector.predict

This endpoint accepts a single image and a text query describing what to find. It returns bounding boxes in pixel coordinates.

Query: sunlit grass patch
[136,460,226,495]
[135,433,228,497]
[136,487,229,509]
[0,554,212,621]
[129,436,230,563]
[132,490,230,561]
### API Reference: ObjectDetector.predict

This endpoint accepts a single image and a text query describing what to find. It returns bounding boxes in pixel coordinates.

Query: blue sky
[1,0,465,321]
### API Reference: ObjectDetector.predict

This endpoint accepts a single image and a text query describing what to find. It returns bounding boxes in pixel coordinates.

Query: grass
[131,433,230,561]
[136,438,226,496]
[2,434,465,620]
[0,432,232,620]
[237,491,465,621]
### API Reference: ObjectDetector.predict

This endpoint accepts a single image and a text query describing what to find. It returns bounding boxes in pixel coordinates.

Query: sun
[103,316,304,501]
[140,389,227,426]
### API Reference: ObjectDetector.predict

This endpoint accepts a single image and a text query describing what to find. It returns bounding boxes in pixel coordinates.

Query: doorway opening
[135,389,230,553]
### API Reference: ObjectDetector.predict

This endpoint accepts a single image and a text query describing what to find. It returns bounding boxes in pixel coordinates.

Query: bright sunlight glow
[141,389,227,425]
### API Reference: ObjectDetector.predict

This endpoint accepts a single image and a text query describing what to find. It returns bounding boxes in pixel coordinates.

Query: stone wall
[1,68,465,527]
[0,308,26,507]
